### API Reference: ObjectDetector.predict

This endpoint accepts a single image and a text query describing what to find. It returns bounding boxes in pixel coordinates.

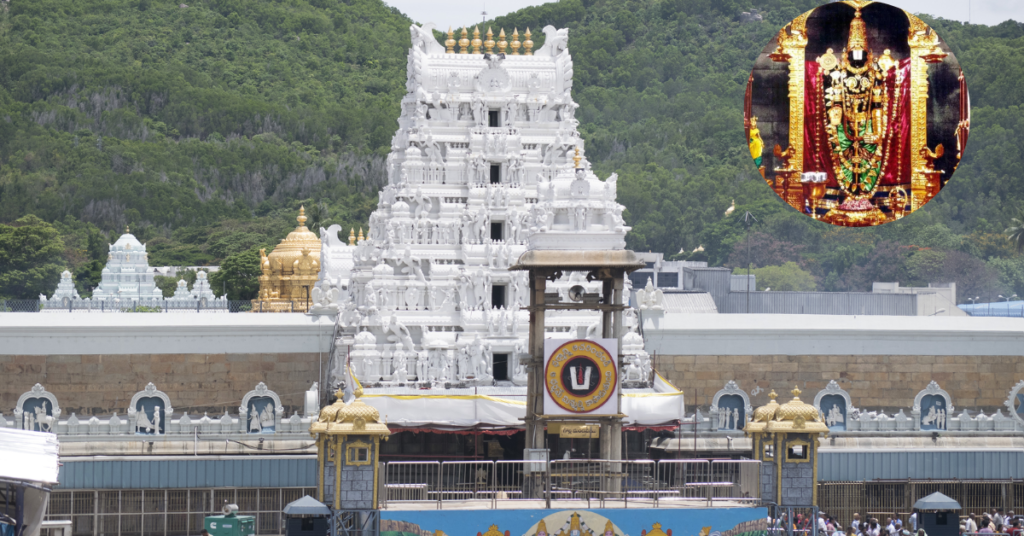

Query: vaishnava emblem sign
[544,339,618,415]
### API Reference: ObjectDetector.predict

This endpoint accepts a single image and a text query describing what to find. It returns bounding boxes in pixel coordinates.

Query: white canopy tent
[361,373,685,431]
[0,428,60,536]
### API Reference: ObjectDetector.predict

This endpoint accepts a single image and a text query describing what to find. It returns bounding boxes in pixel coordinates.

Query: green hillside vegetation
[1,0,1023,303]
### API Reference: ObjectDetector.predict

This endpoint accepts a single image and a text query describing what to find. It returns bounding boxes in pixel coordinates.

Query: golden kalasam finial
[445,26,456,53]
[348,228,356,246]
[472,26,482,54]
[358,227,364,242]
[125,225,130,234]
[497,29,508,54]
[573,147,582,169]
[768,389,778,400]
[459,27,470,54]
[848,8,867,51]
[511,28,521,55]
[297,206,307,227]
[484,27,495,54]
[523,28,533,55]
[791,386,802,399]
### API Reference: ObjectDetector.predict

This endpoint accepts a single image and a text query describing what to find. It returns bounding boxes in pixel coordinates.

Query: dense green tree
[2,0,1023,308]
[1006,209,1024,254]
[0,215,66,299]
[733,262,817,292]
[209,246,264,300]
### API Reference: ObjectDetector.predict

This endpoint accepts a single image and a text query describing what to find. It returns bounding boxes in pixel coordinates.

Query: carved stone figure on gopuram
[312,24,642,389]
[746,0,970,227]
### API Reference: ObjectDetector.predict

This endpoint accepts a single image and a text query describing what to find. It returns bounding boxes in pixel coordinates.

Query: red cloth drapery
[804,57,912,189]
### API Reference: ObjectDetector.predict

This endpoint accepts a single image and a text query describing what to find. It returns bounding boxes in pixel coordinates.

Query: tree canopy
[1,0,1023,302]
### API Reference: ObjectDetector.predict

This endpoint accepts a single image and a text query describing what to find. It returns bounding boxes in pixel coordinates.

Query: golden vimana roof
[310,388,390,437]
[744,387,830,434]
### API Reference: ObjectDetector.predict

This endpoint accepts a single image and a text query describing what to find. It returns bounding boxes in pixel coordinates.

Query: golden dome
[318,401,346,422]
[752,390,780,422]
[266,206,322,270]
[253,206,323,312]
[776,387,820,423]
[337,399,381,424]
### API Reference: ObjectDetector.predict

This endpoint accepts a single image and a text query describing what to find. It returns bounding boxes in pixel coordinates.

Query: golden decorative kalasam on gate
[744,1,970,227]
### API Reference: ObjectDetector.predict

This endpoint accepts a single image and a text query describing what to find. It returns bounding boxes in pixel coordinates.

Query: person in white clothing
[851,514,861,536]
[966,514,979,534]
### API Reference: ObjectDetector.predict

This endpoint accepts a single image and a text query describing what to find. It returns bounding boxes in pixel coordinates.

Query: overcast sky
[387,0,1024,30]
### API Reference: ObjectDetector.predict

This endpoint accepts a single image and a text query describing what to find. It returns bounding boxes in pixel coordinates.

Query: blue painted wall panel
[57,457,318,489]
[819,451,1024,481]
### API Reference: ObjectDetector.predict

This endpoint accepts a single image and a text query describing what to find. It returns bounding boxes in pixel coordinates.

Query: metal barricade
[493,460,533,506]
[382,461,439,507]
[382,458,763,510]
[549,459,604,503]
[438,461,494,507]
[620,459,659,507]
[709,459,761,504]
[656,459,711,505]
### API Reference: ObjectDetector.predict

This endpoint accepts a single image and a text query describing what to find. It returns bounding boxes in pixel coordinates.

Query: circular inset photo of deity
[744,1,969,227]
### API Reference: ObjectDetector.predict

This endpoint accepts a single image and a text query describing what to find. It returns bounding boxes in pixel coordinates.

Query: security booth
[204,504,255,536]
[282,496,330,536]
[913,492,960,536]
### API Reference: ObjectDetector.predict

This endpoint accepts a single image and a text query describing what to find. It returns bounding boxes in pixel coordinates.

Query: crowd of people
[768,509,1024,536]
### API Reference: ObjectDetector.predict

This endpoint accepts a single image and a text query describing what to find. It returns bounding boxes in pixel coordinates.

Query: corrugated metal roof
[661,292,718,314]
[690,268,732,312]
[58,456,316,489]
[725,291,916,315]
[819,450,1024,481]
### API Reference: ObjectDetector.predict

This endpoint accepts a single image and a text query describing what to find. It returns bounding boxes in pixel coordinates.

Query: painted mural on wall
[380,508,767,536]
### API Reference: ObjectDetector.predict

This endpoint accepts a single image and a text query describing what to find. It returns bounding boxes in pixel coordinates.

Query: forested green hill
[2,0,1023,302]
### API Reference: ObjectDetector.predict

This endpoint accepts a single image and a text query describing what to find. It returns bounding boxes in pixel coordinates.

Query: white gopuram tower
[90,229,165,302]
[317,24,637,390]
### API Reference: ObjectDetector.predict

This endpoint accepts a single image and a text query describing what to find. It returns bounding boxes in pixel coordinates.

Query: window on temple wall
[488,110,500,127]
[490,222,504,241]
[490,164,500,184]
[492,284,506,308]
[492,353,509,381]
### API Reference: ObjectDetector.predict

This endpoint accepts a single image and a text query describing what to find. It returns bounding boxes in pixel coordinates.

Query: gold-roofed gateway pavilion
[310,387,390,511]
[744,387,828,506]
[253,207,322,312]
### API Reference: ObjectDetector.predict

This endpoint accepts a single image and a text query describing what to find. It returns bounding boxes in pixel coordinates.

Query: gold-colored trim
[776,433,784,502]
[372,437,381,509]
[316,435,325,502]
[785,438,812,464]
[346,439,373,466]
[778,9,812,210]
[905,10,938,211]
[333,436,342,510]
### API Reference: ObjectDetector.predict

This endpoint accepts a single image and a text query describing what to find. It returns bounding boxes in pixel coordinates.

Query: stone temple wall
[659,354,1024,413]
[0,352,319,416]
